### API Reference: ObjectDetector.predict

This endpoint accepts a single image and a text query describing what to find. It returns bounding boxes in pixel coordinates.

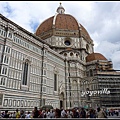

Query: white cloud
[96,40,120,70]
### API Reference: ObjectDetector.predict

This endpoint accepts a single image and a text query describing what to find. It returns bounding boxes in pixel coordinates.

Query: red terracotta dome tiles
[86,53,107,62]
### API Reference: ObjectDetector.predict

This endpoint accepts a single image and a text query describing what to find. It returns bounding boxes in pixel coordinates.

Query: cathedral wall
[0,16,65,111]
[41,48,65,109]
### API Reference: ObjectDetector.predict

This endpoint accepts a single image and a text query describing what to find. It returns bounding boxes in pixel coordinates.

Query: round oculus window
[64,40,71,46]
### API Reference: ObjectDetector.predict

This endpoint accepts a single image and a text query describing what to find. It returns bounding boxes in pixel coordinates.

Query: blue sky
[0,1,120,70]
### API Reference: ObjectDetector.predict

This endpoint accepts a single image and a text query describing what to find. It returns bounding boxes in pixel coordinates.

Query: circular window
[64,40,71,46]
[70,52,73,56]
[64,53,67,56]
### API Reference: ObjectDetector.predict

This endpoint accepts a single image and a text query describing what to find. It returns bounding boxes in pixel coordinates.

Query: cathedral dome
[86,53,107,62]
[35,3,92,41]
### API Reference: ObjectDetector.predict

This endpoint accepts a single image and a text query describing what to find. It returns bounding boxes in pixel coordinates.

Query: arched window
[76,54,78,57]
[22,59,29,85]
[64,53,67,56]
[90,69,93,76]
[54,73,57,91]
[70,52,73,56]
[86,44,89,52]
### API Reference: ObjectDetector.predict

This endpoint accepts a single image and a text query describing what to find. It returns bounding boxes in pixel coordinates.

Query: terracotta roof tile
[35,14,91,41]
[36,16,54,35]
[86,53,107,62]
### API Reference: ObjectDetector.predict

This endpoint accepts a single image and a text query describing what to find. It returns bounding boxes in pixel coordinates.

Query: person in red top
[38,109,44,118]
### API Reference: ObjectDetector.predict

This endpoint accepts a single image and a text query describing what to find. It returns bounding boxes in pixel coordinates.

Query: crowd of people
[0,106,119,118]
